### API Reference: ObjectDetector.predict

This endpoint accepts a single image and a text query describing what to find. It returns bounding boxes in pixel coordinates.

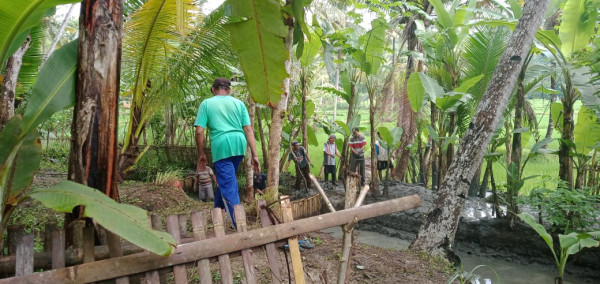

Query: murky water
[320,227,594,284]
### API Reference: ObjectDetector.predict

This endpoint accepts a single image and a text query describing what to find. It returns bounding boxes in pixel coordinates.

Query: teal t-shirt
[194,95,251,162]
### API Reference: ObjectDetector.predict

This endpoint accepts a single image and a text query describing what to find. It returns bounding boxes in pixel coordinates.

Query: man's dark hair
[352,127,359,132]
[212,77,231,90]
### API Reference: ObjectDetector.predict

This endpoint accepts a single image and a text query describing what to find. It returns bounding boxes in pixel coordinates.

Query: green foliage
[558,0,598,58]
[225,0,289,105]
[524,181,600,233]
[29,181,176,256]
[0,0,80,65]
[518,213,600,281]
[573,105,600,155]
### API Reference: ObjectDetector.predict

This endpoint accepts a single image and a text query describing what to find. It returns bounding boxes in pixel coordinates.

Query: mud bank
[321,180,600,281]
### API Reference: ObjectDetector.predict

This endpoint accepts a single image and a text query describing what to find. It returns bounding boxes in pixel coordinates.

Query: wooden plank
[83,225,95,263]
[258,199,281,284]
[15,235,34,276]
[51,229,65,269]
[234,205,256,284]
[145,215,163,284]
[107,231,129,284]
[281,196,305,284]
[191,210,212,284]
[0,195,421,284]
[212,208,233,284]
[166,215,188,284]
[178,214,188,238]
[43,223,57,252]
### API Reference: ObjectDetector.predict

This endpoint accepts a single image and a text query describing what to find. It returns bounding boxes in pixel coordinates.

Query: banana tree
[0,38,175,255]
[376,126,403,196]
[298,31,322,149]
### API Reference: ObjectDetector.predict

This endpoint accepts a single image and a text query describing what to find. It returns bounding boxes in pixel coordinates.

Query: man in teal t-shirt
[195,78,260,228]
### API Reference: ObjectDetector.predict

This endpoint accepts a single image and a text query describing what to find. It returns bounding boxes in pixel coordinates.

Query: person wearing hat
[283,140,313,191]
[349,127,366,186]
[195,77,260,228]
[322,134,341,185]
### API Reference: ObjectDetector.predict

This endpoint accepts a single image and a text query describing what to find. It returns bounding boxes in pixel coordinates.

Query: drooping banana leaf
[574,105,600,156]
[29,181,177,256]
[7,130,41,202]
[558,0,598,58]
[299,32,322,67]
[0,0,81,65]
[21,39,77,135]
[356,17,387,75]
[225,0,289,105]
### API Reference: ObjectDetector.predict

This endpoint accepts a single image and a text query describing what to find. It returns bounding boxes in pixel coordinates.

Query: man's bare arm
[195,126,207,171]
[243,125,261,173]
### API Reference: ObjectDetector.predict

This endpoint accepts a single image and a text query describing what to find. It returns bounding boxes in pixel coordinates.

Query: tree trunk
[509,72,526,219]
[430,103,439,190]
[559,82,576,188]
[256,107,269,170]
[266,26,294,192]
[244,99,256,202]
[333,52,340,122]
[0,36,31,130]
[543,70,556,144]
[480,159,491,197]
[118,101,145,177]
[468,164,481,197]
[338,81,356,181]
[69,0,123,198]
[42,4,76,65]
[409,0,549,257]
[164,103,175,146]
[369,90,379,196]
[301,72,308,149]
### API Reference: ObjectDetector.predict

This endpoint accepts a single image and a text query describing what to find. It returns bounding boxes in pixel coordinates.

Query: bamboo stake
[309,174,336,212]
[191,211,212,284]
[234,205,256,284]
[212,208,233,284]
[166,215,187,284]
[281,196,306,284]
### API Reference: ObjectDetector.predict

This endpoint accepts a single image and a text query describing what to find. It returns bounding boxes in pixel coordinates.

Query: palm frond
[462,25,511,112]
[16,25,44,96]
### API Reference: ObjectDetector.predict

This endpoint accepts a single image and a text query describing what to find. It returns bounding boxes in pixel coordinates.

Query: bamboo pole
[309,174,336,212]
[1,196,421,284]
[281,196,306,284]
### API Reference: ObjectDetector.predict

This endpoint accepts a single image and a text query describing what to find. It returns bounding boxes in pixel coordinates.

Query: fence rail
[0,195,421,283]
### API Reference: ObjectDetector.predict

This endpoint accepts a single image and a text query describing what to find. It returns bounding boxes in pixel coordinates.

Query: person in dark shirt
[253,172,267,195]
[283,141,313,191]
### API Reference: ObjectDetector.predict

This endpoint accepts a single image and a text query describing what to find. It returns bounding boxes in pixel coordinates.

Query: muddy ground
[14,172,452,283]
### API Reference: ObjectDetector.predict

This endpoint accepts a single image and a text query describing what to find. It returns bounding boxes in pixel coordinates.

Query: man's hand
[197,153,207,171]
[252,156,261,173]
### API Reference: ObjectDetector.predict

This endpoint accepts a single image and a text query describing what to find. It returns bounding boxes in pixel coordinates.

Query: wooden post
[107,231,129,284]
[166,215,187,284]
[43,223,57,252]
[178,214,188,238]
[212,208,233,284]
[15,235,34,276]
[258,200,282,284]
[7,226,25,256]
[338,173,361,284]
[234,205,256,284]
[82,225,95,263]
[281,196,305,284]
[191,211,211,284]
[51,229,65,269]
[145,215,163,284]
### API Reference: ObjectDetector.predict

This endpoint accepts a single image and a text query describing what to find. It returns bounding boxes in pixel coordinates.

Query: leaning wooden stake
[309,174,336,212]
[281,196,305,284]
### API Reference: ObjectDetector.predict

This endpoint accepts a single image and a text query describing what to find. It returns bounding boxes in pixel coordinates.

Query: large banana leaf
[7,130,41,202]
[21,39,77,135]
[0,0,80,65]
[558,0,598,58]
[225,0,289,105]
[299,32,322,68]
[574,106,600,155]
[29,181,177,256]
[356,18,387,75]
[407,72,445,112]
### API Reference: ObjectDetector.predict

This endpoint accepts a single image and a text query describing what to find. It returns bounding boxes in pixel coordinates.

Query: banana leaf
[0,0,80,65]
[558,0,598,58]
[29,181,177,256]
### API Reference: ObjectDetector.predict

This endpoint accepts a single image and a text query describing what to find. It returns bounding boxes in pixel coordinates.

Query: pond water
[320,227,593,284]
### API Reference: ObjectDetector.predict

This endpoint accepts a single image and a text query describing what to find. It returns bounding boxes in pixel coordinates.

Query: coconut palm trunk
[409,0,549,257]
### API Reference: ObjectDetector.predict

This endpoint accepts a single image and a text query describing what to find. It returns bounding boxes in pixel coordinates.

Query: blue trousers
[213,155,244,228]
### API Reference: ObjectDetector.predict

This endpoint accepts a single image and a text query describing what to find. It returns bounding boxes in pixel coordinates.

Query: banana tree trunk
[369,90,379,196]
[509,77,526,218]
[301,73,308,149]
[244,98,256,202]
[266,26,294,192]
[431,103,439,190]
[338,82,356,181]
[543,72,556,144]
[0,36,31,130]
[409,0,549,257]
[559,85,576,188]
[69,0,123,200]
[118,101,146,178]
